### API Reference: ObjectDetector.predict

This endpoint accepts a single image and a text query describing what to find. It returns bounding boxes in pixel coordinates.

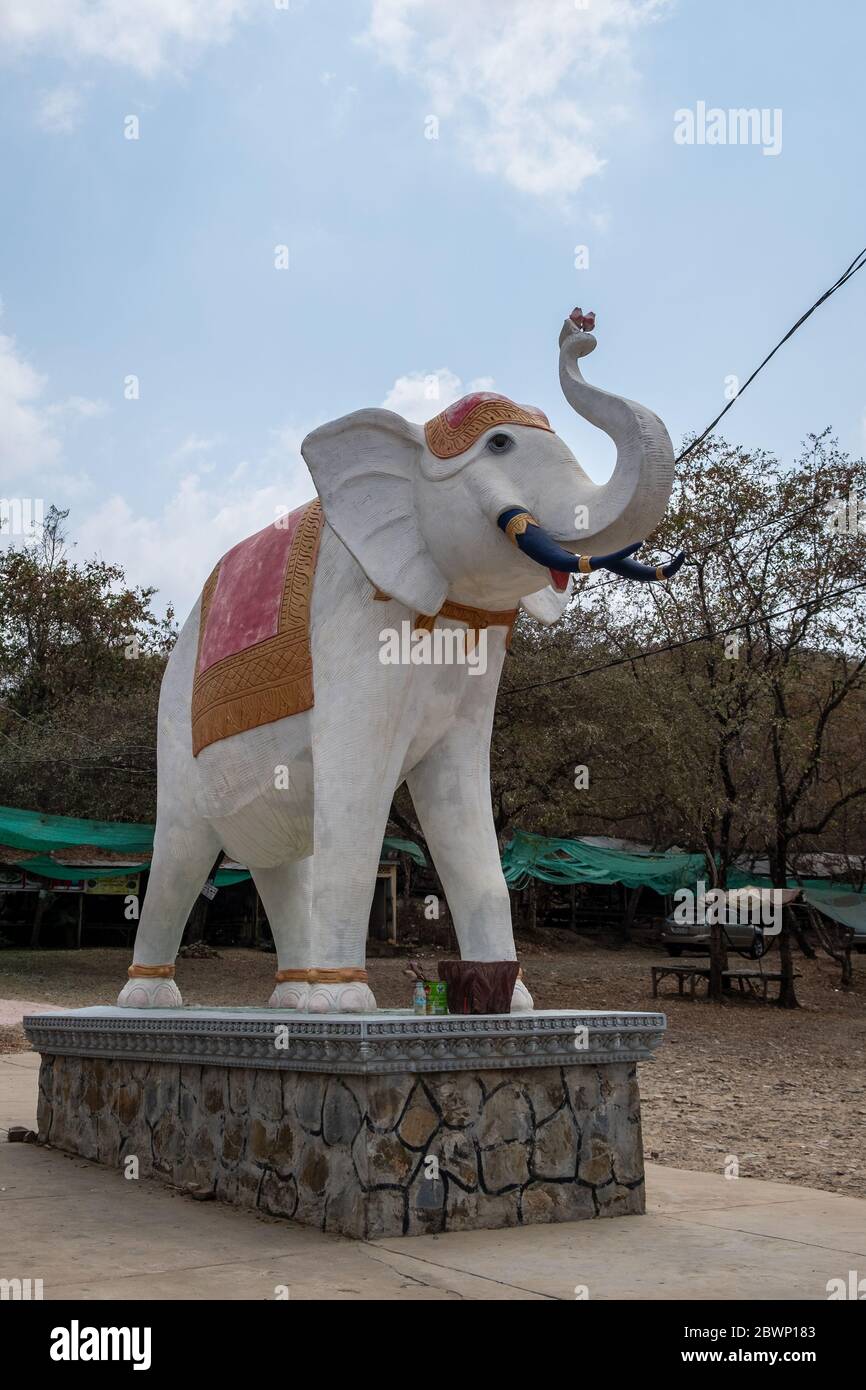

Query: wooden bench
[651,964,709,999]
[651,964,800,1002]
[722,969,800,1002]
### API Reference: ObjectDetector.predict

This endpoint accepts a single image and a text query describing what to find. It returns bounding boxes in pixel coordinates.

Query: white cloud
[361,0,668,197]
[0,309,112,486]
[382,367,495,423]
[0,0,250,78]
[0,327,63,480]
[74,426,313,616]
[165,433,220,467]
[36,85,85,134]
[48,395,109,420]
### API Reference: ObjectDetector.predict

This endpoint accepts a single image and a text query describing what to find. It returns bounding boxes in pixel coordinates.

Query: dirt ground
[2,934,865,1200]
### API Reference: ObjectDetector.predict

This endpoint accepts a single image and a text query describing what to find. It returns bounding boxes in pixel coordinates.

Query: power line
[676,243,866,464]
[503,580,866,698]
[580,488,848,600]
[566,240,866,598]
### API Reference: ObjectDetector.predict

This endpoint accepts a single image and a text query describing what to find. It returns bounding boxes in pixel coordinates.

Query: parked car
[660,885,803,958]
[660,913,774,958]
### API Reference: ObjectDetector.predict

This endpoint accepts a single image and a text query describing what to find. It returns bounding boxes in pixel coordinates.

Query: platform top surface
[23,1005,666,1026]
[23,1004,666,1071]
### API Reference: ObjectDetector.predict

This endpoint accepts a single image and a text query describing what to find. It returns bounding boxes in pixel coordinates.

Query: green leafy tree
[0,507,176,819]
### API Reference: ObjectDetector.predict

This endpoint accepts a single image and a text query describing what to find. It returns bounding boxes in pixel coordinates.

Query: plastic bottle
[413,981,427,1015]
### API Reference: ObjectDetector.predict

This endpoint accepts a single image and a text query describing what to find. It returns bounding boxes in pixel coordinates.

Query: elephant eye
[487,433,513,454]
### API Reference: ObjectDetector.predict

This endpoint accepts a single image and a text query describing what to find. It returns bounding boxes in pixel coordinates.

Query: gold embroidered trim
[128,964,175,979]
[504,512,538,543]
[425,400,552,459]
[191,501,324,755]
[274,967,369,984]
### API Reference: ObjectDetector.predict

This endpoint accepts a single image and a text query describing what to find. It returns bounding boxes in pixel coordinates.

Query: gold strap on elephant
[128,963,175,979]
[414,599,519,652]
[374,588,519,651]
[274,967,369,984]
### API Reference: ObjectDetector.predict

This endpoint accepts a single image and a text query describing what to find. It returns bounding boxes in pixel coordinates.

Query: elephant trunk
[548,317,676,552]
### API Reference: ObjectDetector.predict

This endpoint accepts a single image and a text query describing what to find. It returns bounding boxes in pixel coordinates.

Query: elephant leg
[304,745,407,1014]
[406,730,534,1011]
[117,819,222,1008]
[250,857,315,1010]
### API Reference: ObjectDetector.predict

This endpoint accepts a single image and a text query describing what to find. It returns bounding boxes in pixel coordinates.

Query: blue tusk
[497,508,685,583]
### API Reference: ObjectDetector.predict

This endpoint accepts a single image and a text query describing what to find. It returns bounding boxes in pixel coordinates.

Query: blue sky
[1,0,864,614]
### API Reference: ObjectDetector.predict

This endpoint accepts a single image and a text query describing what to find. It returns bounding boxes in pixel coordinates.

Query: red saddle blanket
[191,500,323,755]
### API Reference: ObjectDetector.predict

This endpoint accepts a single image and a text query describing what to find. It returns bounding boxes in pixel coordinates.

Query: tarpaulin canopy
[727,868,864,896]
[801,887,866,936]
[501,829,706,893]
[0,806,154,857]
[0,806,426,885]
[382,837,427,867]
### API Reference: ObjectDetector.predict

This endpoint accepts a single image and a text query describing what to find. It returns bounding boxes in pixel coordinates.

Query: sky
[1,0,864,616]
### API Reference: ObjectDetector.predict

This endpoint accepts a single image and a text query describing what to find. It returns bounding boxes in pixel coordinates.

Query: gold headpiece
[425,393,552,460]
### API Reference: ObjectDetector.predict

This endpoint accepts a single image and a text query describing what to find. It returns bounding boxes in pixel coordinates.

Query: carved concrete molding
[23,1007,666,1075]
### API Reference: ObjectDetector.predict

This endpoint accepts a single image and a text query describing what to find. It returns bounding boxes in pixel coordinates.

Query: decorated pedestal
[24,1007,665,1239]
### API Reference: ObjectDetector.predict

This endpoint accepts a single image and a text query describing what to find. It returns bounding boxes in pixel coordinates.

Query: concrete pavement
[2,1052,864,1300]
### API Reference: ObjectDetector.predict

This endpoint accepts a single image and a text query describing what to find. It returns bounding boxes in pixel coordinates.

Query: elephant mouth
[549,568,570,592]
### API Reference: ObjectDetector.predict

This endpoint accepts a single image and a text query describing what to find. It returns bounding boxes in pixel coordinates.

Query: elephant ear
[519,575,574,626]
[302,408,448,615]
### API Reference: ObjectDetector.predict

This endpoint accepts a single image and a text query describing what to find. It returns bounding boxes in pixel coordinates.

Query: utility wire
[581,485,856,600]
[676,243,866,464]
[563,239,866,597]
[503,580,866,698]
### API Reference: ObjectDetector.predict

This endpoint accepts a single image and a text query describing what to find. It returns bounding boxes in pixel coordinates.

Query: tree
[567,434,866,1004]
[0,506,176,820]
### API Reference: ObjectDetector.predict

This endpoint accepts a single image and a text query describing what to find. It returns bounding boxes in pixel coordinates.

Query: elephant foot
[117,976,183,1009]
[268,981,311,1010]
[307,981,378,1013]
[511,977,534,1012]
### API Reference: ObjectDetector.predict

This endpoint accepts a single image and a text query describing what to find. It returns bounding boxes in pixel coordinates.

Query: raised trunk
[549,322,676,553]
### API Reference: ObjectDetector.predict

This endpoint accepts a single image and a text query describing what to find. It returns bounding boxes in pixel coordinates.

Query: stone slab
[23,1006,665,1075]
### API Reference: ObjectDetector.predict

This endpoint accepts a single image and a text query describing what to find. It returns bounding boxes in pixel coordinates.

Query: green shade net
[0,805,426,885]
[382,837,428,867]
[801,887,866,934]
[727,868,864,896]
[11,859,146,883]
[0,805,154,856]
[501,829,706,893]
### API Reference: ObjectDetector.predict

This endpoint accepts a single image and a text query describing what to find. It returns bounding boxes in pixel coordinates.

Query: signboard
[83,874,141,896]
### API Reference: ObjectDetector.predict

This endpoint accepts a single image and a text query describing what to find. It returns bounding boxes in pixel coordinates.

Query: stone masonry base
[35,1054,647,1237]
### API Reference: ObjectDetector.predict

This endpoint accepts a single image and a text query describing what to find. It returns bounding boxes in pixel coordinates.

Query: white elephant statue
[118,311,681,1014]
